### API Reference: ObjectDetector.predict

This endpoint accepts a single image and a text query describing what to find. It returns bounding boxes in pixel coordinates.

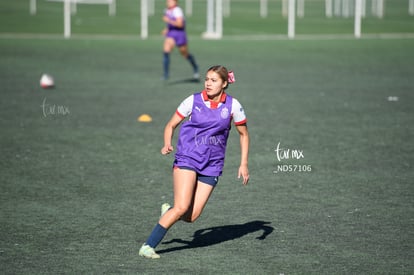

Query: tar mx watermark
[273,141,312,173]
[40,97,70,118]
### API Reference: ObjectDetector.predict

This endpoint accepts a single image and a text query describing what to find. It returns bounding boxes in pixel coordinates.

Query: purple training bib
[174,92,233,176]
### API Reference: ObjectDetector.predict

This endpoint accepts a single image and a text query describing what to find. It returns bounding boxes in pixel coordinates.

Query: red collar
[201,90,226,109]
[202,90,226,102]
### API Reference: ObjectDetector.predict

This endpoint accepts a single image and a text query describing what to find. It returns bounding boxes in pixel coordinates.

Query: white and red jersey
[165,6,185,30]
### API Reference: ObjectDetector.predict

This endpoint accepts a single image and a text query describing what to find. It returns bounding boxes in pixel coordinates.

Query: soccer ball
[40,74,54,89]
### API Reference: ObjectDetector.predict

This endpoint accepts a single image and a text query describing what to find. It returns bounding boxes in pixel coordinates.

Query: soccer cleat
[161,203,171,217]
[139,244,160,259]
[161,76,168,81]
[193,72,200,80]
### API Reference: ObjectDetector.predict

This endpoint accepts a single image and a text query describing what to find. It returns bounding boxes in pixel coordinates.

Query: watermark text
[273,142,312,173]
[40,97,70,118]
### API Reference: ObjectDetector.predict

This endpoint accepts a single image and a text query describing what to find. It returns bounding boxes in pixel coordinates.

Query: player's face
[166,0,176,8]
[204,71,227,100]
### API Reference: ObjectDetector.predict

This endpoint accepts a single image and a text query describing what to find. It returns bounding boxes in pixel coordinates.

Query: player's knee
[191,214,201,223]
[183,211,201,223]
[163,44,173,53]
[179,208,201,223]
[173,205,189,217]
[180,216,192,223]
[178,47,188,57]
[181,216,196,223]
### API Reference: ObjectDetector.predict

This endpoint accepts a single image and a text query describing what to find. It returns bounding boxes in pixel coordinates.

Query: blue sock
[145,223,168,248]
[187,54,198,73]
[163,52,170,79]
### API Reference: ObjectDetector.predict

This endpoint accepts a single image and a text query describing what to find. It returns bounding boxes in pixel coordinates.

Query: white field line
[1,32,414,41]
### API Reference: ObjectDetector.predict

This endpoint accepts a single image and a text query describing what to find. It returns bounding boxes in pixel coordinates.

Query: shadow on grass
[157,220,274,254]
[169,78,201,85]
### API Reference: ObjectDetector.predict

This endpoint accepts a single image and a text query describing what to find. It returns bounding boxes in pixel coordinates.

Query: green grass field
[1,0,414,274]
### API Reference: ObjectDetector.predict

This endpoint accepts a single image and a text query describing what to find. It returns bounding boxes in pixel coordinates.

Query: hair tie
[228,71,235,84]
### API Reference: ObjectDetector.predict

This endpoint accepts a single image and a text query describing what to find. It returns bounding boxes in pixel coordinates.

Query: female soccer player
[162,0,199,80]
[139,65,250,259]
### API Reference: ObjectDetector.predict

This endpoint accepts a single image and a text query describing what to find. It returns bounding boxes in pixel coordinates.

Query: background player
[162,0,199,80]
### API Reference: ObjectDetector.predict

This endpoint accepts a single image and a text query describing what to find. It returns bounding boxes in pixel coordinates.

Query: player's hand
[162,16,170,24]
[161,145,174,155]
[238,165,249,185]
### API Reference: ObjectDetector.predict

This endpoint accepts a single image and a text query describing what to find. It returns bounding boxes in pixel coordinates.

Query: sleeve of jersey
[173,7,184,18]
[176,95,194,119]
[232,98,247,125]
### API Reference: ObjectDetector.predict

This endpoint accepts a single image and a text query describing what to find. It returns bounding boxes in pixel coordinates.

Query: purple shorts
[166,29,188,47]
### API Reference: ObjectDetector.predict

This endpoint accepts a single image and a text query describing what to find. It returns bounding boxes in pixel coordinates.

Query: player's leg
[139,168,196,258]
[178,44,199,79]
[180,179,215,222]
[162,37,175,80]
[159,168,197,227]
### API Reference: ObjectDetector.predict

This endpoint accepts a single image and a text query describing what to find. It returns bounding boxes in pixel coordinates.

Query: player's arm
[163,16,184,28]
[162,94,192,155]
[235,123,249,185]
[232,98,249,185]
[161,112,184,155]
